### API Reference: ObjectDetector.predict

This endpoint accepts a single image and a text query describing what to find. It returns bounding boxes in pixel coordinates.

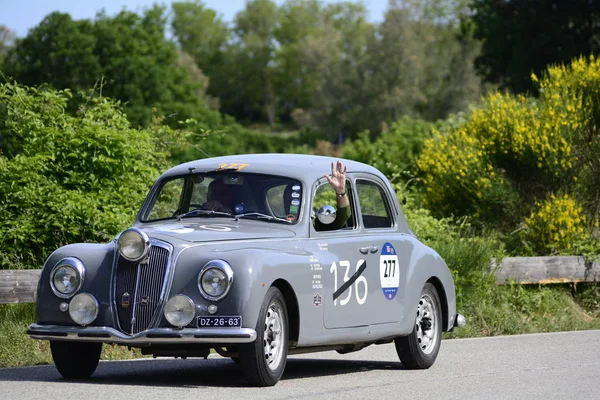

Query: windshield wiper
[177,209,235,220]
[235,212,291,223]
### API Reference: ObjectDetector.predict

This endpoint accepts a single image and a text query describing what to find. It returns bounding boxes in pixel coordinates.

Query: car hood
[141,221,296,243]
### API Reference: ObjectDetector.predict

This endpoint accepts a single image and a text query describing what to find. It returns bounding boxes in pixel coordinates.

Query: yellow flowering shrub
[523,194,587,255]
[538,56,600,227]
[417,55,600,254]
[416,126,510,218]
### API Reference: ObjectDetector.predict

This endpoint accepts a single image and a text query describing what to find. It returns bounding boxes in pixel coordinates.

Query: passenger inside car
[285,160,351,231]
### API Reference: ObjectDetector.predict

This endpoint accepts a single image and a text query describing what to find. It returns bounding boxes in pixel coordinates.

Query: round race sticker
[380,242,400,300]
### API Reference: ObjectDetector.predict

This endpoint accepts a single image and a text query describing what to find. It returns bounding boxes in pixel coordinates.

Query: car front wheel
[395,283,442,369]
[239,286,289,386]
[50,341,102,379]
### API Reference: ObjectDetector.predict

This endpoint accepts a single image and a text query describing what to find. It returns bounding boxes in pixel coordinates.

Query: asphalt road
[1,330,599,400]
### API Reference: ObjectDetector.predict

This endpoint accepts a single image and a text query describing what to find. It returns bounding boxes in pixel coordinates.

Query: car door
[311,175,399,329]
[352,174,409,325]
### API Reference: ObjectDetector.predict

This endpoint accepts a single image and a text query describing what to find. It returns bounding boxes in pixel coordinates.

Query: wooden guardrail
[0,269,41,304]
[1,256,599,304]
[492,256,600,284]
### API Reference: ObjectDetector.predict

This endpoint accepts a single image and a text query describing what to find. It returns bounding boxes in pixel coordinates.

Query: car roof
[160,154,384,182]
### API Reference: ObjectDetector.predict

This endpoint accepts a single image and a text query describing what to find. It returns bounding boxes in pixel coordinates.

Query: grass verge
[0,304,145,368]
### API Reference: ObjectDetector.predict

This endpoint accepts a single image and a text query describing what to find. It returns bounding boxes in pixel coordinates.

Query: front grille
[114,242,171,335]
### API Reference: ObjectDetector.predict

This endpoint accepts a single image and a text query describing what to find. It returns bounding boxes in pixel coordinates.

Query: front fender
[36,242,116,326]
[167,244,306,332]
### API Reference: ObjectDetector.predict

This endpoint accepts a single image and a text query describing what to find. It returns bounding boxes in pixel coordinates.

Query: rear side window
[356,180,393,229]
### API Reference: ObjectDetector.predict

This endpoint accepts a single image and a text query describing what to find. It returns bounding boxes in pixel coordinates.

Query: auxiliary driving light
[69,293,99,326]
[164,295,195,328]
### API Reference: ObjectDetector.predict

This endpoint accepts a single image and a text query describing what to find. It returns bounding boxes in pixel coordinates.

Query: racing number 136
[330,260,368,306]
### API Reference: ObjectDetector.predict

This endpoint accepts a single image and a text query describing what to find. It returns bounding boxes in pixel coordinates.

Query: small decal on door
[313,293,322,307]
[380,242,400,300]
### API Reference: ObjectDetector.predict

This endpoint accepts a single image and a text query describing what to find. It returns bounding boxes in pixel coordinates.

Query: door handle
[360,245,379,254]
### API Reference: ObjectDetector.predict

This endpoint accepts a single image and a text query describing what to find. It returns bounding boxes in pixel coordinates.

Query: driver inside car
[204,178,235,213]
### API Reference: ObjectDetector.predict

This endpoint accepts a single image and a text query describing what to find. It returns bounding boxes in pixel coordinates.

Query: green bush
[343,116,436,181]
[168,123,321,165]
[0,82,176,269]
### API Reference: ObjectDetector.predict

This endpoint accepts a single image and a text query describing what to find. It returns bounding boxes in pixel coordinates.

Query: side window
[147,179,184,220]
[356,180,393,229]
[312,180,355,231]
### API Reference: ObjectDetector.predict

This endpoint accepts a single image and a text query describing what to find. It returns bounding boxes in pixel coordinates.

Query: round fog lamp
[118,228,150,261]
[164,295,195,328]
[69,293,98,326]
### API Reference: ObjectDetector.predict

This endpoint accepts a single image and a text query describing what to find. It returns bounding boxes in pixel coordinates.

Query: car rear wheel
[50,341,102,379]
[395,283,442,369]
[239,286,288,386]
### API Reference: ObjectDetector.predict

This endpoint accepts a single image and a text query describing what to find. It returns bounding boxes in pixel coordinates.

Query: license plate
[197,316,242,328]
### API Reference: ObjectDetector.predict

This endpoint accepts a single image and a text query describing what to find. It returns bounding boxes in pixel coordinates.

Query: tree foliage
[0,25,15,66]
[470,0,600,94]
[1,1,489,140]
[170,0,485,139]
[2,7,220,128]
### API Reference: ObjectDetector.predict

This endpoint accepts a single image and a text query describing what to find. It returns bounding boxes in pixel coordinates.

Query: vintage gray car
[28,154,465,386]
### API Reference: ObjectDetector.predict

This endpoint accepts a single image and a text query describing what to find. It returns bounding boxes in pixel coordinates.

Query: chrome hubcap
[263,301,284,371]
[415,293,438,355]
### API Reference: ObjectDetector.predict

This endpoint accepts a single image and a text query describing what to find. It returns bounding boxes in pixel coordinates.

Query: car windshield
[142,173,303,224]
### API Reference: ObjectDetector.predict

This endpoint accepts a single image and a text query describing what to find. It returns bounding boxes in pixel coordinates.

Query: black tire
[395,283,442,369]
[231,357,240,363]
[50,341,102,379]
[239,286,288,386]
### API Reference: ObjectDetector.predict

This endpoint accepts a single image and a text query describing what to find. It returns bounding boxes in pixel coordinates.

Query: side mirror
[316,205,336,225]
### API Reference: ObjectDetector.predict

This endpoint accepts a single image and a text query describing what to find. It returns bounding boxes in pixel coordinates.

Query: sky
[0,0,389,38]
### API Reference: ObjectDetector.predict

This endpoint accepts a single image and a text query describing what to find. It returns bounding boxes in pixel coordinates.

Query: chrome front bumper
[28,324,257,345]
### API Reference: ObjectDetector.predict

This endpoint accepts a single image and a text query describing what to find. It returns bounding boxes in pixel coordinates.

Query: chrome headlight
[118,228,150,261]
[50,257,84,299]
[164,295,195,328]
[198,260,233,301]
[69,293,99,326]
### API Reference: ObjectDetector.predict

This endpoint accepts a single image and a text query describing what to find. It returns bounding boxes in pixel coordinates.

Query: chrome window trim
[50,257,85,299]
